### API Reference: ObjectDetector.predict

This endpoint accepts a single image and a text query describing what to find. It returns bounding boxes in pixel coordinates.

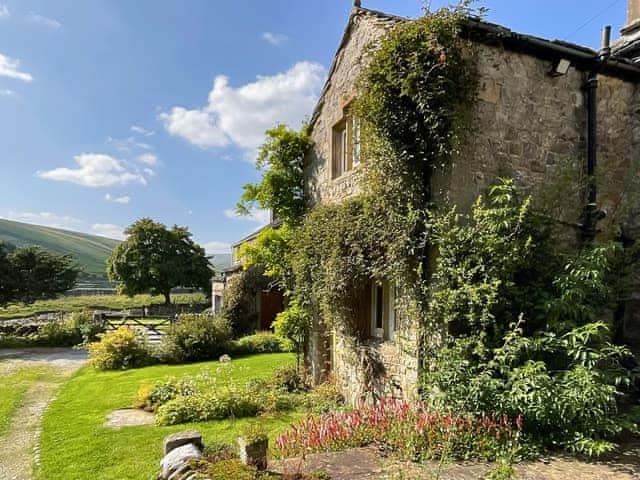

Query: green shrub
[87,327,151,370]
[231,332,292,355]
[155,391,260,425]
[270,366,306,393]
[421,180,638,455]
[37,320,83,346]
[302,382,345,414]
[202,442,238,463]
[134,377,199,412]
[151,372,298,426]
[193,458,256,480]
[70,310,105,344]
[159,314,233,363]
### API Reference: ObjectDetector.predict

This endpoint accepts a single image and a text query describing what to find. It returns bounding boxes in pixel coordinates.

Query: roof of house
[309,4,640,129]
[230,220,282,250]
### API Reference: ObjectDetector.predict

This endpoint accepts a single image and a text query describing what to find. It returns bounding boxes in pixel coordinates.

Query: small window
[332,119,347,179]
[331,109,361,179]
[371,281,396,341]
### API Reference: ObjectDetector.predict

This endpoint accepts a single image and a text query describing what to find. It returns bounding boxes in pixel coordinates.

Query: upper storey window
[331,108,361,179]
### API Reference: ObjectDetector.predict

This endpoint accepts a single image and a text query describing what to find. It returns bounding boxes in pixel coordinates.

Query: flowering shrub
[88,326,151,370]
[134,377,199,412]
[275,398,521,461]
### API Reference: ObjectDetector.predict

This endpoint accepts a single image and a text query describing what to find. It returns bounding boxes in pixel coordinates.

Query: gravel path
[0,348,87,480]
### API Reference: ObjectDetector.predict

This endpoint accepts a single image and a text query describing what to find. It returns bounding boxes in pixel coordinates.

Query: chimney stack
[622,0,640,35]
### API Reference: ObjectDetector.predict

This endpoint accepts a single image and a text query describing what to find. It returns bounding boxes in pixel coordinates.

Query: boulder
[163,430,203,455]
[160,443,202,480]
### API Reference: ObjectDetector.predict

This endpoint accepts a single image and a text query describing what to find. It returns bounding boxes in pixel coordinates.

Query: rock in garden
[219,354,231,363]
[163,430,203,455]
[160,443,202,480]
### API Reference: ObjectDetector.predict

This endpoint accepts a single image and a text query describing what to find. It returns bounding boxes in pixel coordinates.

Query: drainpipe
[580,26,612,241]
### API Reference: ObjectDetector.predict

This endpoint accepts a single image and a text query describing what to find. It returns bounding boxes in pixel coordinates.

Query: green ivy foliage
[354,4,477,209]
[221,266,271,336]
[288,7,478,329]
[421,180,637,456]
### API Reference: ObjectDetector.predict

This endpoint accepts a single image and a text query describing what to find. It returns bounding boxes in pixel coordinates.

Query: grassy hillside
[0,219,232,282]
[0,219,119,281]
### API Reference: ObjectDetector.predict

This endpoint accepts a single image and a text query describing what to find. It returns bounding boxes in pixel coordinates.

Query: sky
[0,0,629,255]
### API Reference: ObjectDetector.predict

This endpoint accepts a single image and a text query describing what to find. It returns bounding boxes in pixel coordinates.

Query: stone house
[213,220,285,331]
[303,0,640,405]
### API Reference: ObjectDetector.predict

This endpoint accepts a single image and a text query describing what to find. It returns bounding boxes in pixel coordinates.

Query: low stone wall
[332,327,419,406]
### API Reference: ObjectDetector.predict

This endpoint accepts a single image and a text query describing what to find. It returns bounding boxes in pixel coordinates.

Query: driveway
[0,348,87,480]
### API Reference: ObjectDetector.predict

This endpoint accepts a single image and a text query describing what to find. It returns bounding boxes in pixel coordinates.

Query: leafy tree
[107,218,212,305]
[0,242,80,305]
[237,223,295,291]
[237,124,310,225]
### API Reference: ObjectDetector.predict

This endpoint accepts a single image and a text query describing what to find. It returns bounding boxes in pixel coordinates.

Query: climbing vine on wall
[290,5,479,330]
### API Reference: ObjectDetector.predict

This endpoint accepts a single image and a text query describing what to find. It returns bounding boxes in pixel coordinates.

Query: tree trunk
[163,291,171,306]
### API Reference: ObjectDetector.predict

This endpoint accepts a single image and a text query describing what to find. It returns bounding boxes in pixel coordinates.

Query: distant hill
[210,253,232,273]
[0,219,120,282]
[0,218,233,282]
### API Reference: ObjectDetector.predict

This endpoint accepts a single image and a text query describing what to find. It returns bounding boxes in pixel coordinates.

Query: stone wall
[305,10,398,206]
[304,8,640,402]
[304,11,420,401]
[435,42,640,234]
[331,316,420,406]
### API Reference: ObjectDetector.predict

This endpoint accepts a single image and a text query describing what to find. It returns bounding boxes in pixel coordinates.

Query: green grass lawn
[0,293,207,320]
[0,367,60,434]
[38,353,300,480]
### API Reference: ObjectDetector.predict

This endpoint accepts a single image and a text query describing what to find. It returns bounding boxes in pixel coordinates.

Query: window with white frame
[370,280,396,341]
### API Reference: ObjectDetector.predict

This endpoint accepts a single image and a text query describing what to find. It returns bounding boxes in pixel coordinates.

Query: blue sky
[0,0,629,254]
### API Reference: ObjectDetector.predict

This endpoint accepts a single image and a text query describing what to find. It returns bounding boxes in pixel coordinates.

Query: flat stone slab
[271,444,640,480]
[164,429,203,455]
[104,408,155,428]
[160,443,202,480]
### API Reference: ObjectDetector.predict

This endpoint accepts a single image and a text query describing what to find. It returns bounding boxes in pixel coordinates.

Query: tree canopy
[0,241,80,305]
[237,124,310,226]
[106,218,212,304]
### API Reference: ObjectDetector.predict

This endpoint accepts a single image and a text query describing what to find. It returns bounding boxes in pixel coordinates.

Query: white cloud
[27,11,61,30]
[2,211,81,230]
[160,61,325,154]
[224,208,270,226]
[0,5,9,19]
[136,153,158,166]
[143,167,155,176]
[37,153,147,188]
[130,125,155,136]
[262,32,288,46]
[203,241,231,255]
[106,136,153,153]
[0,53,33,82]
[92,223,126,240]
[0,89,15,97]
[105,193,131,204]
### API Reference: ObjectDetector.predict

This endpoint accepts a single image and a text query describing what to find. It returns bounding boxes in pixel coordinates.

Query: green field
[0,293,208,319]
[38,353,298,480]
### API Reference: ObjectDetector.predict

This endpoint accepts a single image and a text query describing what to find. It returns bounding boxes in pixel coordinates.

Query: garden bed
[37,353,300,480]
